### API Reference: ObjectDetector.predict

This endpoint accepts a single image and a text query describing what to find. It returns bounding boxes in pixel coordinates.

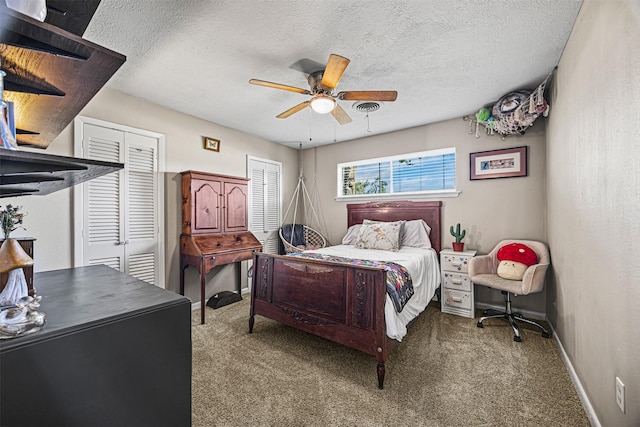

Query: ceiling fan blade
[289,58,326,75]
[249,79,311,95]
[331,104,352,125]
[321,54,350,89]
[276,101,310,119]
[338,91,398,101]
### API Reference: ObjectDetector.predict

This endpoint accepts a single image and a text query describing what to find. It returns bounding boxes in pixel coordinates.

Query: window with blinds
[337,148,456,198]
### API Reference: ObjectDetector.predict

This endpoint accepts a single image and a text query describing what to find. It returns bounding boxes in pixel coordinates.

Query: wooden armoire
[179,171,261,324]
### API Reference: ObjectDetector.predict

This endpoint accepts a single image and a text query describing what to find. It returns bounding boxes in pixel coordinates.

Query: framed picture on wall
[470,146,528,180]
[204,137,220,152]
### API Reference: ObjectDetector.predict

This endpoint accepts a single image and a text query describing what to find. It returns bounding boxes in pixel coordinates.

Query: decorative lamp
[309,95,336,114]
[0,239,34,307]
[0,239,44,339]
[0,238,33,274]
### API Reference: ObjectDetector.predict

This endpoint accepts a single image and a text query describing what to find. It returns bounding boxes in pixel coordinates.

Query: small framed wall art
[204,137,220,152]
[470,146,528,180]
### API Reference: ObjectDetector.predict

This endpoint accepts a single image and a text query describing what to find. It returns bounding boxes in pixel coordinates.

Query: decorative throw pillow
[362,219,407,246]
[361,219,431,249]
[496,243,538,280]
[355,220,405,251]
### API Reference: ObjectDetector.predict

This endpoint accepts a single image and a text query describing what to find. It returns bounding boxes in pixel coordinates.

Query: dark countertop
[0,264,189,353]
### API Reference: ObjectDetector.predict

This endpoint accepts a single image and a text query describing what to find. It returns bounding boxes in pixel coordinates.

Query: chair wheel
[477,321,483,328]
[542,331,550,338]
[514,335,522,342]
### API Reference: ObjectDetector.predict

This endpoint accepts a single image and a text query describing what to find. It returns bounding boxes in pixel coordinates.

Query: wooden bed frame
[249,200,442,389]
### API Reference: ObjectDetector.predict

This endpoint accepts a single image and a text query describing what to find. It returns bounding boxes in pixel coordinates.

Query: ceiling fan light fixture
[310,95,336,114]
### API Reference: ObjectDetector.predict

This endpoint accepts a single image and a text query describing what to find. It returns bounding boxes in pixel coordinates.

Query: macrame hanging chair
[279,144,328,254]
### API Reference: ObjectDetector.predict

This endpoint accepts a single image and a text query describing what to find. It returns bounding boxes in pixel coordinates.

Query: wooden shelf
[44,0,102,36]
[0,3,126,148]
[0,149,123,197]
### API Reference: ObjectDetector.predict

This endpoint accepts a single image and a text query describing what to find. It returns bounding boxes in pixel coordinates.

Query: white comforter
[306,245,441,341]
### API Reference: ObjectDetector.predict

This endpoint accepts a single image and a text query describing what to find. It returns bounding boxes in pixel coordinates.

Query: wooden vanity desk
[179,171,261,324]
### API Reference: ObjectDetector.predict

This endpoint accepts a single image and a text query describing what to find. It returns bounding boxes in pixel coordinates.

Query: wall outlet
[616,377,625,413]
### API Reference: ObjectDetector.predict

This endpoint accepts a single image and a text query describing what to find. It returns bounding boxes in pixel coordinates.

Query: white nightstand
[440,249,477,318]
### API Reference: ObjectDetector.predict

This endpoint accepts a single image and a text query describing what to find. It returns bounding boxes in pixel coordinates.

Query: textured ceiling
[84,0,582,149]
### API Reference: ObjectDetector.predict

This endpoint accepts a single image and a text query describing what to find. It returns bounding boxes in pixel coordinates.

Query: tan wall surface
[4,88,299,303]
[303,116,547,312]
[546,0,640,425]
[5,3,639,423]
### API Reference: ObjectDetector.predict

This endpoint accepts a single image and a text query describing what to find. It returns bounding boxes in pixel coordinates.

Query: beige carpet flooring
[191,298,590,426]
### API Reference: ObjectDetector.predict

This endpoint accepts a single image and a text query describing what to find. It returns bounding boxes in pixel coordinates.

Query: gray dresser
[0,265,192,427]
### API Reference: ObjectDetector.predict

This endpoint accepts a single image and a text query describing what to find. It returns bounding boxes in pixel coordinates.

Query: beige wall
[9,5,638,422]
[303,116,548,312]
[4,88,299,303]
[546,0,640,425]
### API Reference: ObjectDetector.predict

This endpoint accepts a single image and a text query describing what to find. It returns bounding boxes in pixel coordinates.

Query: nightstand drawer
[441,253,471,273]
[442,272,471,292]
[442,288,472,311]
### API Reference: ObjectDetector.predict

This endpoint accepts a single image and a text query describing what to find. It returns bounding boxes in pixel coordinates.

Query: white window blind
[337,148,456,198]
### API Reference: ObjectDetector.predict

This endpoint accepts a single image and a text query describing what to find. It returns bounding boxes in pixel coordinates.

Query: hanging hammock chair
[279,144,329,254]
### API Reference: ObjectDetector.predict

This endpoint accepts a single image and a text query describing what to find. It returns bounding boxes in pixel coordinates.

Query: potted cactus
[450,223,466,252]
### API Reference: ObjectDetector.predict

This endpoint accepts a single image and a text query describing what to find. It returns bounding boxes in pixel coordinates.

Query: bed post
[374,267,389,389]
[248,253,257,333]
[376,362,385,389]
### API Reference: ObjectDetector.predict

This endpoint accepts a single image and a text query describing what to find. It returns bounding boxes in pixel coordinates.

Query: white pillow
[401,219,432,249]
[342,224,362,245]
[355,220,405,252]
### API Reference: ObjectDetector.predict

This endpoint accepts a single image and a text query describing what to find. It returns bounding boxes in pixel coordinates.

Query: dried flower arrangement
[0,204,26,239]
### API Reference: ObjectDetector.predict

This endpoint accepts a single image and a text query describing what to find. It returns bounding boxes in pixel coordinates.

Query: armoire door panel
[192,179,222,233]
[224,182,248,231]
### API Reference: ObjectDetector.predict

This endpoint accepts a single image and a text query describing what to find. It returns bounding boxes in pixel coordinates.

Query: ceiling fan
[249,54,398,125]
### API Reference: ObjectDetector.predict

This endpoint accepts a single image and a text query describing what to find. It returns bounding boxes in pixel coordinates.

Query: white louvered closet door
[248,157,281,254]
[82,123,159,285]
[123,133,158,285]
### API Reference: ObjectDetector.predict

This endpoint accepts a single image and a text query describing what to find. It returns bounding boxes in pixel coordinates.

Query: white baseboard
[547,321,601,427]
[471,301,600,425]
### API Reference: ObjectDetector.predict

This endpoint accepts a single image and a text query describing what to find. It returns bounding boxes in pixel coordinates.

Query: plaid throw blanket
[287,253,414,312]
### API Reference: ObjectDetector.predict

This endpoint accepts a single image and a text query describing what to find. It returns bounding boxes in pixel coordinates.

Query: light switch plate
[616,376,625,413]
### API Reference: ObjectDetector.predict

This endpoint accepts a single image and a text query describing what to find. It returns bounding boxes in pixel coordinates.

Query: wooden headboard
[346,200,442,254]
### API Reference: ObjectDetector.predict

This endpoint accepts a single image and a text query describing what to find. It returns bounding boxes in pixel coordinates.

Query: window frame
[335,147,459,201]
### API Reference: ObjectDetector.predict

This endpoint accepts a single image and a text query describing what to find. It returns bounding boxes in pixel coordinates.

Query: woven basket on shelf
[279,225,327,254]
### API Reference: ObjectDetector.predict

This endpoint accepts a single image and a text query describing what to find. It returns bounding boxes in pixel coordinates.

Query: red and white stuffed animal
[496,243,538,280]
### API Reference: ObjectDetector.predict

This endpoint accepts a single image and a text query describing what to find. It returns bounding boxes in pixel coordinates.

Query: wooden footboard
[249,252,397,389]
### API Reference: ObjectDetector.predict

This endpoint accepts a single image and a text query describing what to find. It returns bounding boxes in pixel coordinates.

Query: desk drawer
[442,288,472,311]
[441,253,471,273]
[442,272,471,292]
